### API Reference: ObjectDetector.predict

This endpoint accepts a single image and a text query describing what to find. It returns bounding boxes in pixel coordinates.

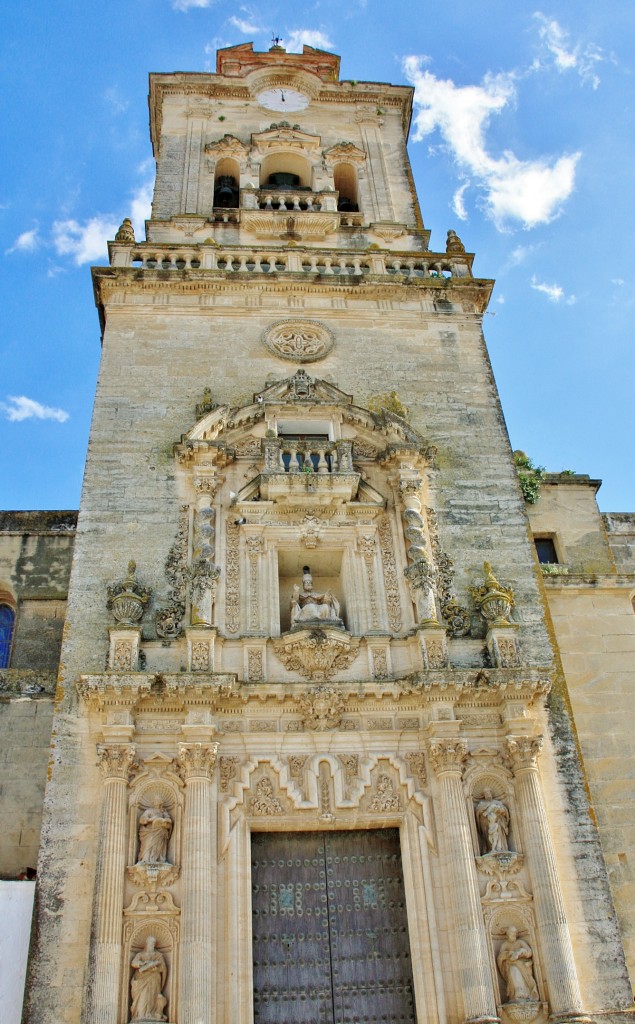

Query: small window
[534,537,558,564]
[0,604,15,668]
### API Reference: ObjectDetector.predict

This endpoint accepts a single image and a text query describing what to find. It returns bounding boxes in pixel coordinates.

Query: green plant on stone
[513,450,545,504]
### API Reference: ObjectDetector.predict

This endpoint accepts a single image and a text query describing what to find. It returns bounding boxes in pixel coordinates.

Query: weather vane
[271,33,282,47]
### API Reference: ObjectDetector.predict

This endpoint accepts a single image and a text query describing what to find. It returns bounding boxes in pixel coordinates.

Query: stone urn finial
[107,560,152,626]
[115,217,135,243]
[446,228,465,254]
[471,561,515,626]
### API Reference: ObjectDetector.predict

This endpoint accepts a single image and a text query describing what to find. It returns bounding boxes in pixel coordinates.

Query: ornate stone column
[506,736,587,1021]
[87,744,137,1024]
[428,736,499,1024]
[177,742,218,1024]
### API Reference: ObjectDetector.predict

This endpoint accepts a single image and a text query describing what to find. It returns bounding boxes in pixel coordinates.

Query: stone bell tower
[26,42,632,1024]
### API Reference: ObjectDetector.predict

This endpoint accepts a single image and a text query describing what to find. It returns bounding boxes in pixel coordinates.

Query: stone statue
[290,567,341,626]
[497,926,539,1003]
[475,788,510,853]
[130,936,168,1021]
[137,800,172,865]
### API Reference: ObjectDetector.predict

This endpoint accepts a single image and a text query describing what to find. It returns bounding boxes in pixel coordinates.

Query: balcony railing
[117,245,472,280]
[262,439,354,475]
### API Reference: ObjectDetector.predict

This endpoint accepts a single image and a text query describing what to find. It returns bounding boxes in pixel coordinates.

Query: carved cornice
[77,673,239,713]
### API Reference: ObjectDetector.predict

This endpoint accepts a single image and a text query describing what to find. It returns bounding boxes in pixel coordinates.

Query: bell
[214,175,239,208]
[267,172,300,188]
[337,196,358,212]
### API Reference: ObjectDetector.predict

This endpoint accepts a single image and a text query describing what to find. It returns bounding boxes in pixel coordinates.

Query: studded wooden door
[251,829,417,1024]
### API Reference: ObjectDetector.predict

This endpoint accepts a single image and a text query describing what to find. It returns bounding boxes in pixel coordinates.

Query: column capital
[178,742,219,781]
[505,735,543,772]
[96,743,138,781]
[428,738,469,775]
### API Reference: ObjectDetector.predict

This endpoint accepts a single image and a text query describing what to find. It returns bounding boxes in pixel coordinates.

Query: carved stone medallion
[262,319,334,363]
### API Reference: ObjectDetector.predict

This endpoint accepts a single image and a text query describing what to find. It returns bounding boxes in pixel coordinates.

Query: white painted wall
[0,881,35,1024]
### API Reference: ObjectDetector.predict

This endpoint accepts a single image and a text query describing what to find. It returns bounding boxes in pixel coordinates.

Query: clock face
[257,87,309,113]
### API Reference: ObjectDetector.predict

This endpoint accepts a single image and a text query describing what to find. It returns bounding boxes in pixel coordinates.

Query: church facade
[1,42,634,1024]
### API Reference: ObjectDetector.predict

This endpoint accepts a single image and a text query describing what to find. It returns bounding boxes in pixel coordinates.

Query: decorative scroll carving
[177,743,218,781]
[113,641,134,671]
[300,513,322,549]
[246,534,264,631]
[505,736,543,772]
[359,533,380,629]
[107,561,152,626]
[224,520,240,635]
[234,436,262,458]
[371,648,389,679]
[405,752,427,786]
[476,851,526,900]
[352,439,380,459]
[287,755,307,780]
[426,506,470,636]
[298,685,346,730]
[262,319,334,363]
[275,628,360,681]
[247,649,264,682]
[156,507,189,640]
[97,744,138,781]
[219,756,240,792]
[492,635,520,668]
[377,516,402,633]
[370,774,400,812]
[190,641,210,672]
[428,739,469,775]
[323,141,367,163]
[340,754,359,786]
[205,133,250,161]
[250,777,283,816]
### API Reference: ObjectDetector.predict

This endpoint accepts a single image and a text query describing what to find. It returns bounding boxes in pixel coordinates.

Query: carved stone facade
[19,40,635,1024]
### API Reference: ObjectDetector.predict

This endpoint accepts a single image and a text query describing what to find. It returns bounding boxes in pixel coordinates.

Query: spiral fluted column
[86,744,137,1024]
[429,738,499,1024]
[506,736,587,1021]
[177,742,218,1024]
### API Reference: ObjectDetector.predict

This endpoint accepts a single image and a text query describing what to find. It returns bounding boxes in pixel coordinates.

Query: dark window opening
[0,604,15,668]
[535,537,558,564]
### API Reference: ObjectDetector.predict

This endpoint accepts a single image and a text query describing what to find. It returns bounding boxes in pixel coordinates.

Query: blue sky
[1,0,633,511]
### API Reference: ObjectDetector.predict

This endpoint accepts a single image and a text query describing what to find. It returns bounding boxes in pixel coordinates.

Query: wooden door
[251,829,417,1024]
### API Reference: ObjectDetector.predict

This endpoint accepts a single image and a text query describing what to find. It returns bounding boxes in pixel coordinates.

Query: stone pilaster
[428,736,500,1024]
[505,736,588,1022]
[177,742,218,1024]
[86,744,137,1024]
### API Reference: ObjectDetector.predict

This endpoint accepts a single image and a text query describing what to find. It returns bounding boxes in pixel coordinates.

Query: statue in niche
[130,936,168,1021]
[290,566,342,627]
[497,926,539,1003]
[475,788,510,854]
[137,799,173,865]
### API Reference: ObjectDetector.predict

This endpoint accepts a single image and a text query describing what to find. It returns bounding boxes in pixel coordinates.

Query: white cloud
[130,176,154,239]
[1,396,69,423]
[52,215,119,265]
[452,182,469,220]
[172,0,212,10]
[534,13,603,89]
[612,278,625,286]
[104,87,129,115]
[284,29,334,53]
[403,56,580,230]
[229,15,261,35]
[530,275,576,304]
[5,227,39,255]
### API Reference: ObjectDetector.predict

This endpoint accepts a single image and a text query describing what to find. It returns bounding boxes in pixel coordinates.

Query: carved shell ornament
[262,319,334,363]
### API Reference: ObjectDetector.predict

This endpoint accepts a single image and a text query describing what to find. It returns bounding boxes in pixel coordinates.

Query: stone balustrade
[242,187,338,213]
[262,438,352,475]
[114,243,473,280]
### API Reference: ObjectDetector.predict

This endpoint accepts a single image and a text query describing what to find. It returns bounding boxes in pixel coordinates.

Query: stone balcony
[108,241,475,281]
[259,438,361,505]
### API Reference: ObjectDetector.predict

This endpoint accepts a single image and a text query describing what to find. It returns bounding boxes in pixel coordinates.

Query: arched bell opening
[213,157,240,208]
[260,152,312,193]
[333,162,359,212]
